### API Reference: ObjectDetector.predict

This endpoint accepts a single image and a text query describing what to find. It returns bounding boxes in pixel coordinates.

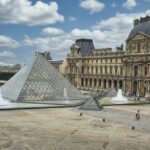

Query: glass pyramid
[2,53,85,102]
[79,97,102,110]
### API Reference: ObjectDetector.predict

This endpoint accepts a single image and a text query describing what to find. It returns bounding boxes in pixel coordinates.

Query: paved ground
[0,106,150,150]
[82,105,150,131]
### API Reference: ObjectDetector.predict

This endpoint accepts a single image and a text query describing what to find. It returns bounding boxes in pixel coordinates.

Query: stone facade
[64,16,150,97]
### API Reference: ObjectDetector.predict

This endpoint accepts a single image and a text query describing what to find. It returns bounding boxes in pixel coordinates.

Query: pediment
[127,32,150,42]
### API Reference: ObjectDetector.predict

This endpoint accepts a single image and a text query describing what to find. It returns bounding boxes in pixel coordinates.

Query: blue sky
[0,0,150,65]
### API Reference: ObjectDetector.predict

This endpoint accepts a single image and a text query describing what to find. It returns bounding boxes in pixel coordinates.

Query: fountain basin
[98,89,148,106]
[99,96,146,105]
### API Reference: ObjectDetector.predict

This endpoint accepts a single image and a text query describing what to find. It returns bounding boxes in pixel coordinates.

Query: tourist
[136,110,140,120]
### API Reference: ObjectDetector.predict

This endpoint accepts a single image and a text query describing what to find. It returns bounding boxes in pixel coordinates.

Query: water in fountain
[0,88,9,105]
[112,89,128,103]
[63,88,70,104]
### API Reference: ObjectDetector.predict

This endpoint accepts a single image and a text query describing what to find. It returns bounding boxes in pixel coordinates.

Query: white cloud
[22,10,150,59]
[22,35,74,59]
[71,10,150,48]
[80,0,105,14]
[68,16,76,21]
[93,10,150,30]
[70,28,125,48]
[91,10,150,47]
[0,35,18,48]
[0,0,64,26]
[42,27,64,36]
[0,51,15,57]
[0,61,14,66]
[123,0,137,10]
[93,13,136,30]
[71,28,106,41]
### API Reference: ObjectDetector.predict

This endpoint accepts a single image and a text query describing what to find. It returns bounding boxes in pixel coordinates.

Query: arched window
[134,66,138,76]
[90,79,92,87]
[81,78,84,86]
[108,80,112,88]
[119,80,123,88]
[85,78,88,87]
[103,79,106,89]
[81,66,84,73]
[145,67,148,76]
[114,80,117,89]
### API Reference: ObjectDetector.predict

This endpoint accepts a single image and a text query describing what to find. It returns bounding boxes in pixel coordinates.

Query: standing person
[137,109,140,120]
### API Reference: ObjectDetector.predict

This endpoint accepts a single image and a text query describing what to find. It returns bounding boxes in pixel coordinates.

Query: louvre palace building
[64,16,150,97]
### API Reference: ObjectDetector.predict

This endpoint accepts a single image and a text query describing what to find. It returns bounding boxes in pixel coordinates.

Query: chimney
[133,19,140,27]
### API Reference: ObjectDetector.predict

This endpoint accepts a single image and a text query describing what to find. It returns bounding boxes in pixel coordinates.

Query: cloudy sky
[0,0,150,65]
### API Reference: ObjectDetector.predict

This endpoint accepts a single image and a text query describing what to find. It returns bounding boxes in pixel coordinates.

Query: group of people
[145,97,150,101]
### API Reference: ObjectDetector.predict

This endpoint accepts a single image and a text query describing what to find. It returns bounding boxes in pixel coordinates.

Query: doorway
[133,81,137,95]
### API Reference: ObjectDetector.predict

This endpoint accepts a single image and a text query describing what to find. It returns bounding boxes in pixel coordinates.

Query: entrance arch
[134,66,138,76]
[85,78,88,87]
[119,80,123,89]
[133,81,137,95]
[108,80,112,88]
[114,80,117,89]
[90,79,92,87]
[81,78,84,86]
[103,79,106,89]
[98,79,101,87]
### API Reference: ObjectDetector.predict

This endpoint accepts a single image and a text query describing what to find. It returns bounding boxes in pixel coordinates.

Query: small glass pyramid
[79,97,102,110]
[2,53,85,102]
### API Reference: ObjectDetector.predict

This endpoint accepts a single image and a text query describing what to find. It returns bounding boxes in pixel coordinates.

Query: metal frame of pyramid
[1,53,85,102]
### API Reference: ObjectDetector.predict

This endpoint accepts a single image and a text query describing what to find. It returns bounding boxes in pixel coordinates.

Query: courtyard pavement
[0,105,150,150]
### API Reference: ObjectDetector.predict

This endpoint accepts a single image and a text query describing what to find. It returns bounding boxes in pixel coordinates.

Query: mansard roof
[128,21,150,39]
